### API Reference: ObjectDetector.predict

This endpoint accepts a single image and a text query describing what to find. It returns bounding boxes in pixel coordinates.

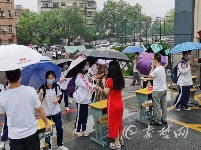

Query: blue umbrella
[21,62,62,90]
[122,46,144,53]
[170,42,201,54]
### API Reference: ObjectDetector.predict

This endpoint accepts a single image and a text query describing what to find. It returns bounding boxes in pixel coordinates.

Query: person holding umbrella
[0,69,51,150]
[130,52,140,86]
[174,51,192,111]
[38,71,68,150]
[73,60,103,137]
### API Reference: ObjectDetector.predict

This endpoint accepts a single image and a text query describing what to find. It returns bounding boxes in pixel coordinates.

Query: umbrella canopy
[0,44,42,71]
[54,59,73,65]
[75,49,91,56]
[170,42,201,54]
[40,56,51,61]
[136,52,166,75]
[97,59,112,65]
[122,46,144,53]
[66,56,86,78]
[84,49,130,61]
[146,44,163,53]
[21,62,62,90]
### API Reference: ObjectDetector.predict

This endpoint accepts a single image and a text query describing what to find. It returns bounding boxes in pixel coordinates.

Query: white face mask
[188,55,192,59]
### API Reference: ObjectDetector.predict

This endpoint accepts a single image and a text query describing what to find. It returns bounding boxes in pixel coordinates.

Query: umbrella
[84,49,129,61]
[21,62,62,90]
[158,49,170,56]
[97,59,112,65]
[40,56,51,61]
[146,44,163,53]
[122,46,144,53]
[0,44,42,71]
[136,52,166,75]
[75,50,91,56]
[54,59,73,65]
[66,56,86,78]
[170,42,201,54]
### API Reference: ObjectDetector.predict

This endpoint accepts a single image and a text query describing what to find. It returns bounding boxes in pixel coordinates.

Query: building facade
[37,0,97,25]
[0,0,17,45]
[15,5,29,22]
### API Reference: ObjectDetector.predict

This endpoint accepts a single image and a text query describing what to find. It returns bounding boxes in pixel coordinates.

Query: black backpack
[38,83,60,100]
[171,62,183,83]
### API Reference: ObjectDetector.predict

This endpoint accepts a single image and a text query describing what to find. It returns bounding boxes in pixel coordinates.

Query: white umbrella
[0,44,42,71]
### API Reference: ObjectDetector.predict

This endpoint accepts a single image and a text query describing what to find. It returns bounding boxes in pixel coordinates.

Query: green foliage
[16,6,88,45]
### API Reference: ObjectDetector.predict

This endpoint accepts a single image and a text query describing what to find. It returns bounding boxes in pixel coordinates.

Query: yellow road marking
[123,94,136,100]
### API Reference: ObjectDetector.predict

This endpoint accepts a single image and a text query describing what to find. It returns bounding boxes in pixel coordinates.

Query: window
[53,2,59,8]
[61,2,65,6]
[9,25,12,33]
[9,40,13,44]
[8,10,12,18]
[0,11,5,17]
[15,11,19,16]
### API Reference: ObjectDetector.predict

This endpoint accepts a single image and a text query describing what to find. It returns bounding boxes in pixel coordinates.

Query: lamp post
[156,17,162,42]
[124,17,127,45]
[121,21,123,44]
[133,21,136,46]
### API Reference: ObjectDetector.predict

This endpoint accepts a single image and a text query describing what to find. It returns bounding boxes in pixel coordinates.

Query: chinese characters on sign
[123,124,188,140]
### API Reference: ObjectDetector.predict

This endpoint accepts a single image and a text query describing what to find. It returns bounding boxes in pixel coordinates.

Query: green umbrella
[146,44,163,53]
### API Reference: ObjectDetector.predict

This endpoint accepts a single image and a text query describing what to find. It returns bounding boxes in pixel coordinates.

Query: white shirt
[151,66,167,91]
[73,73,96,104]
[58,70,71,90]
[177,59,193,86]
[0,86,41,139]
[41,84,62,116]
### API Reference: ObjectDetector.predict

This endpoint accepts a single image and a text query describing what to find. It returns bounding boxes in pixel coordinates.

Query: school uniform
[174,58,192,109]
[40,83,63,147]
[73,73,96,132]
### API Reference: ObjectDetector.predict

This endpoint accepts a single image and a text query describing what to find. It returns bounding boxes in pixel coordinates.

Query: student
[38,71,68,150]
[174,51,192,111]
[103,60,125,149]
[0,69,51,150]
[0,80,8,149]
[149,53,167,125]
[58,62,71,111]
[73,61,103,136]
[130,52,140,86]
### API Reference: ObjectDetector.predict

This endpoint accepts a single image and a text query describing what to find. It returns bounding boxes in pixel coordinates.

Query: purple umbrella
[136,52,166,75]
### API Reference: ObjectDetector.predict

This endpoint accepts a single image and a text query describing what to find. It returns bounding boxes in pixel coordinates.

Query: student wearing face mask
[73,61,103,137]
[58,62,71,111]
[38,71,68,150]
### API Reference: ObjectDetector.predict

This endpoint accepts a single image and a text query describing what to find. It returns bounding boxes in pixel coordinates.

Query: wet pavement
[1,77,201,150]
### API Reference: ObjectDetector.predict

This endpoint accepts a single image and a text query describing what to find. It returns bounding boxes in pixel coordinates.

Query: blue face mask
[64,65,68,68]
[47,79,54,85]
[84,65,89,71]
[188,55,192,60]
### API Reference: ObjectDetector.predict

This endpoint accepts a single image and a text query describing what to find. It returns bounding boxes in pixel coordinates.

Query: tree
[16,6,87,46]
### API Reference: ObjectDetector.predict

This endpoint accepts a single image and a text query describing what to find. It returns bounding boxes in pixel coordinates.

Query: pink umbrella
[136,52,166,75]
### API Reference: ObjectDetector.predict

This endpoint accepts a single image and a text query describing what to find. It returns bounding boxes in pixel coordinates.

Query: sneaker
[129,83,135,86]
[73,131,83,137]
[184,107,191,110]
[57,146,68,150]
[64,107,70,111]
[174,106,180,111]
[0,142,5,149]
[82,131,89,137]
[161,119,167,124]
[150,120,162,126]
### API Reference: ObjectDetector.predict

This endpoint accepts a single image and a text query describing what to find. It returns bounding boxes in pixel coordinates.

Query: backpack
[67,77,77,98]
[171,62,181,83]
[39,83,60,100]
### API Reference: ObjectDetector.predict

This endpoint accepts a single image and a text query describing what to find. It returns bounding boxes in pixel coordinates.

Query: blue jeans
[47,113,63,146]
[1,115,8,141]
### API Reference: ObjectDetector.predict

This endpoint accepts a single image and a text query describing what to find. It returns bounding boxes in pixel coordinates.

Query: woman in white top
[58,62,71,111]
[73,60,103,137]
